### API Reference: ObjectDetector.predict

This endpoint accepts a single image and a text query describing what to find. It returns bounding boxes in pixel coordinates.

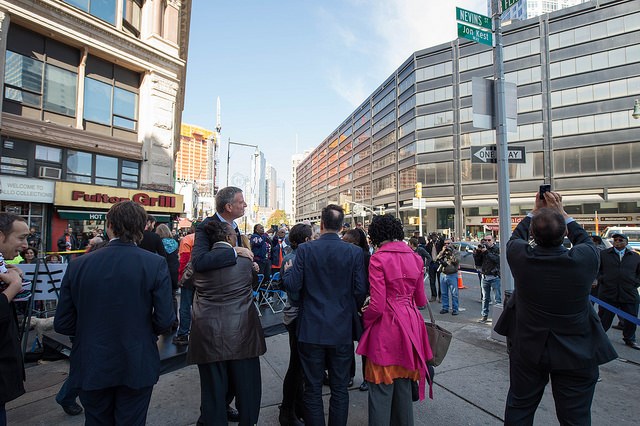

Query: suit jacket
[283,232,367,345]
[54,240,175,390]
[597,247,640,304]
[0,294,25,403]
[139,230,168,258]
[191,214,239,273]
[495,216,617,369]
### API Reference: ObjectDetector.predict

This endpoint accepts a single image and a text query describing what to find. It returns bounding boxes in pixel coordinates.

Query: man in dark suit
[54,201,175,425]
[495,191,617,425]
[138,215,168,258]
[283,204,367,426]
[190,186,255,423]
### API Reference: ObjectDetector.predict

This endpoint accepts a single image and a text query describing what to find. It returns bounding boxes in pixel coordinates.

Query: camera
[477,244,486,250]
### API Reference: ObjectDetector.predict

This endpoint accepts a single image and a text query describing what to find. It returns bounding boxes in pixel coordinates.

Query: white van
[601,227,640,250]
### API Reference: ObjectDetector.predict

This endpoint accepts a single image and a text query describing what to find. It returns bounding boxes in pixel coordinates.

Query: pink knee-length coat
[356,241,433,400]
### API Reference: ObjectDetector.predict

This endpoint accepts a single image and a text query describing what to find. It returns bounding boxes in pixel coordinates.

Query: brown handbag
[424,301,452,366]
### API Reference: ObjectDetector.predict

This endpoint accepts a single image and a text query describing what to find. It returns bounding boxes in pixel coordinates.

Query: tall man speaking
[495,191,617,425]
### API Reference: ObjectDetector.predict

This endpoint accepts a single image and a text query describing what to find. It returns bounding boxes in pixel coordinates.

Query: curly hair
[106,201,147,244]
[204,220,234,246]
[368,214,404,247]
[288,223,312,249]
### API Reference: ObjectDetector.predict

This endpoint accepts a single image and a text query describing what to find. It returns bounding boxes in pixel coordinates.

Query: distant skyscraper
[176,124,216,197]
[492,0,589,21]
[266,164,278,210]
[290,151,310,222]
[276,180,286,211]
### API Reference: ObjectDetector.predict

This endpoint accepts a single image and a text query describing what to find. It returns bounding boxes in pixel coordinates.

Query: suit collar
[319,232,341,241]
[107,239,136,247]
[534,244,567,255]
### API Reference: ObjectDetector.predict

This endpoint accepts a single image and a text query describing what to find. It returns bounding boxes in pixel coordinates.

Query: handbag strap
[425,298,436,325]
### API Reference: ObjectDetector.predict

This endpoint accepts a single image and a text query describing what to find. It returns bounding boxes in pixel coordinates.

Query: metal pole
[418,203,423,237]
[226,137,231,187]
[492,0,513,292]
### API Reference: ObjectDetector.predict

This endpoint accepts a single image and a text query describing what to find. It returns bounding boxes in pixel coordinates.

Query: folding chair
[253,274,264,316]
[258,272,286,314]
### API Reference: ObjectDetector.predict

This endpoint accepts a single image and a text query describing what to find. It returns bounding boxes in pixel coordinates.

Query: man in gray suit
[495,191,617,425]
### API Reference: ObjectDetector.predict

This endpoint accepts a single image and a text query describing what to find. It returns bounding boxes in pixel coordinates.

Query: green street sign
[458,23,493,47]
[456,7,491,30]
[502,0,521,13]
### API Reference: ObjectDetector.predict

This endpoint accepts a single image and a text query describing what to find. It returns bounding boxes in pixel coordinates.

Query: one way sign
[471,145,526,164]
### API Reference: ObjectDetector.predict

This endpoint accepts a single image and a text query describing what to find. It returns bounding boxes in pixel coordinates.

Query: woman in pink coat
[356,214,433,426]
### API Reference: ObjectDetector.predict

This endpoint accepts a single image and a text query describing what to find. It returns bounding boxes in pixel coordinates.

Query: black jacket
[597,247,640,304]
[139,230,168,258]
[495,217,617,369]
[0,294,25,403]
[473,244,500,276]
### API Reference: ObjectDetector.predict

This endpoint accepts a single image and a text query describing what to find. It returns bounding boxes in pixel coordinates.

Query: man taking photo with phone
[495,190,617,425]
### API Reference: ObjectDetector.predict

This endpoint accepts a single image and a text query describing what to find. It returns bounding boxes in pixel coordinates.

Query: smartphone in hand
[539,184,551,199]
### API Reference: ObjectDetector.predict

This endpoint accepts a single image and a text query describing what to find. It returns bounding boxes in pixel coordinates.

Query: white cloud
[319,0,488,107]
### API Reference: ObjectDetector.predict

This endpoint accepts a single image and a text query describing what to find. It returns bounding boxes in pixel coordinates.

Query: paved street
[7,272,640,425]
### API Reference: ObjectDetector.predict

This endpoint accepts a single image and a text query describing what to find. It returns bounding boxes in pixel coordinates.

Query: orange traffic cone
[457,270,467,289]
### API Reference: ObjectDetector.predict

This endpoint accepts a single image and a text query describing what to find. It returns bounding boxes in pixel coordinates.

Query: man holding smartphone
[494,190,617,425]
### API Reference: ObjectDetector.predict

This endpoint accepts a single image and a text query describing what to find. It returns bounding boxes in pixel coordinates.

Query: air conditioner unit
[38,166,62,180]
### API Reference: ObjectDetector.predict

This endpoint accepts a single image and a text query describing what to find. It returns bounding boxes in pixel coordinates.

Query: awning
[461,199,498,207]
[57,209,171,223]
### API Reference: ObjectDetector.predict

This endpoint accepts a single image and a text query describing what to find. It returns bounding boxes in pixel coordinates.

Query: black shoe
[439,309,448,314]
[61,402,83,416]
[348,378,354,387]
[359,381,369,391]
[172,335,189,346]
[429,296,437,302]
[478,316,488,323]
[452,311,459,316]
[279,406,304,426]
[612,323,624,330]
[624,340,640,350]
[227,405,240,422]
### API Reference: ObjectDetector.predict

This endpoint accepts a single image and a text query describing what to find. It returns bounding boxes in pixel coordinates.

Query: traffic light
[343,202,351,215]
[415,182,423,198]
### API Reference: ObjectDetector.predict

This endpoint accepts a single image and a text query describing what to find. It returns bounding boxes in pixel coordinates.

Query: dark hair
[106,201,147,244]
[204,220,234,246]
[215,186,243,213]
[0,212,27,235]
[368,214,404,247]
[531,208,566,247]
[288,223,312,249]
[146,214,156,223]
[408,237,419,248]
[344,228,369,252]
[20,247,38,258]
[253,223,264,234]
[321,204,344,231]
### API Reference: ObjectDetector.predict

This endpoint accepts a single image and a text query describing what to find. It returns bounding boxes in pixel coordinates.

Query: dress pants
[79,385,153,426]
[56,378,80,406]
[197,357,261,426]
[282,321,304,418]
[428,262,440,298]
[368,378,414,426]
[505,348,598,426]
[598,302,638,343]
[298,341,353,426]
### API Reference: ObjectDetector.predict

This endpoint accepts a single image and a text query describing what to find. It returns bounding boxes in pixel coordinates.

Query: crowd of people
[0,187,638,425]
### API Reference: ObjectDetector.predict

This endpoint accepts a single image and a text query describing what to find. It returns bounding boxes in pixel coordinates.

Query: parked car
[450,241,479,271]
[601,227,640,251]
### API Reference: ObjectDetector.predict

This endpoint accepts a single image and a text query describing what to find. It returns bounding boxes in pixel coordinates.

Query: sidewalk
[7,273,640,425]
[7,319,639,425]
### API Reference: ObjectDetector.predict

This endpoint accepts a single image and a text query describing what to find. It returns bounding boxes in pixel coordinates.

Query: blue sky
[182,0,486,204]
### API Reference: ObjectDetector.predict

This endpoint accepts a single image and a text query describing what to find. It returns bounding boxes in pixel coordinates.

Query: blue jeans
[177,287,194,337]
[481,276,502,317]
[298,342,353,426]
[440,274,459,313]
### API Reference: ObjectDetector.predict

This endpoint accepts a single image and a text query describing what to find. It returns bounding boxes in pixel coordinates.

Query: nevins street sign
[458,23,493,47]
[456,7,492,30]
[471,146,526,164]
